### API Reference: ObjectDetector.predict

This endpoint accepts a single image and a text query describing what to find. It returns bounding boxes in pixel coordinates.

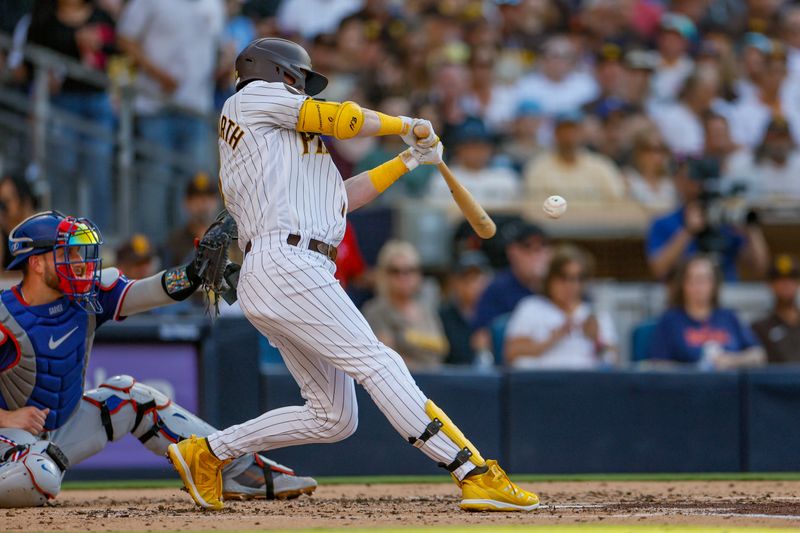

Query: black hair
[1,173,37,209]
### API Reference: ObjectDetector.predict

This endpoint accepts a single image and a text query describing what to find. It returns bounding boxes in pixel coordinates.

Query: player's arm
[115,263,202,317]
[296,99,438,146]
[346,144,443,212]
[0,406,49,434]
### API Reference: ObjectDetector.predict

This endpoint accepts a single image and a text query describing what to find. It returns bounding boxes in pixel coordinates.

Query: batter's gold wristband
[375,112,409,136]
[368,156,409,193]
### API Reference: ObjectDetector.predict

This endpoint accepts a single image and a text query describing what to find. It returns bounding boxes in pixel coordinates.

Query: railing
[0,32,216,241]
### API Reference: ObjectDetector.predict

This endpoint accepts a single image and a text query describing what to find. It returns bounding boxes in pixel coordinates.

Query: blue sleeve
[646,215,677,259]
[648,314,673,361]
[471,285,502,331]
[96,272,135,327]
[0,325,20,373]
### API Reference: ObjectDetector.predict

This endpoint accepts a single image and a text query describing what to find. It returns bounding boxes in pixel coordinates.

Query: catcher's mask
[8,211,103,313]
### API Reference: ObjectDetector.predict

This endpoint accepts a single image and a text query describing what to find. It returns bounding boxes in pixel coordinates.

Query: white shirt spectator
[623,168,678,213]
[515,71,598,117]
[505,296,617,370]
[428,165,520,209]
[650,56,694,103]
[727,84,800,148]
[650,102,705,156]
[278,0,362,39]
[725,149,800,202]
[461,84,520,133]
[118,0,223,114]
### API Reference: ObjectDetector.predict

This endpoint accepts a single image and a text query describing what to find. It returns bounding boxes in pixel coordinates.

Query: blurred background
[4,0,800,478]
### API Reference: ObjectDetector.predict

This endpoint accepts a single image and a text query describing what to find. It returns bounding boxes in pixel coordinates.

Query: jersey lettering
[219,114,246,151]
[299,133,328,156]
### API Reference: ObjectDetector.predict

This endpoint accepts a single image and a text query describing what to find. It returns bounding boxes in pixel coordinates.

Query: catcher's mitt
[192,209,241,314]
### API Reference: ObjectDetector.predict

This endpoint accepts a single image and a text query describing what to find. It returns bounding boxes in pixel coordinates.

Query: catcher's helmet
[8,210,103,313]
[234,38,328,96]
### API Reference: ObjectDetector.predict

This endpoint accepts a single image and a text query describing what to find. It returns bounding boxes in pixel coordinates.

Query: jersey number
[299,133,328,155]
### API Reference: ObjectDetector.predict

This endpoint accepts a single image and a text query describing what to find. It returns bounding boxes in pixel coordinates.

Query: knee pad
[0,440,68,508]
[83,375,216,455]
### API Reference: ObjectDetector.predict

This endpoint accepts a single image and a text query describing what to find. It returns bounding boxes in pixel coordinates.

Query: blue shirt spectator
[649,307,759,363]
[471,269,533,331]
[647,207,744,281]
[647,255,765,369]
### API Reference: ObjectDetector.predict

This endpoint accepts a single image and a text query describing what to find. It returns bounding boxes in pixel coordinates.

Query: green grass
[62,471,800,491]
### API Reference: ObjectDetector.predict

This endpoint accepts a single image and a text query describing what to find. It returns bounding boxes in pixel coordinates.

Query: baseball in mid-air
[543,195,567,218]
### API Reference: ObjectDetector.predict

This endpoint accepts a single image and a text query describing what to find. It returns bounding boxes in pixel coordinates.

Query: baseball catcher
[0,211,315,507]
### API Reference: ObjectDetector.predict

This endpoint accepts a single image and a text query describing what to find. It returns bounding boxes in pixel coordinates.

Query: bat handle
[412,124,431,140]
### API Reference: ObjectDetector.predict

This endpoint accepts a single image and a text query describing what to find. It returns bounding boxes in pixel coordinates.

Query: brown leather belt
[245,234,338,261]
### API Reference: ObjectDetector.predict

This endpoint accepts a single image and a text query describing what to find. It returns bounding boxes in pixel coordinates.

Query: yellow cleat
[167,435,229,510]
[459,460,540,511]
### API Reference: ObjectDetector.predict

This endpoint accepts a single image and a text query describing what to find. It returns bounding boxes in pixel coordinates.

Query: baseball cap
[502,219,548,246]
[766,116,791,136]
[553,109,584,127]
[517,100,543,117]
[595,43,623,64]
[116,233,155,265]
[454,250,491,274]
[625,49,660,71]
[769,255,800,279]
[450,117,494,146]
[742,32,773,55]
[186,172,217,198]
[659,13,697,41]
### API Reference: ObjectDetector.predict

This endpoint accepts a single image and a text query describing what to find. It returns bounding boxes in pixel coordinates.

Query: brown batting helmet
[234,38,328,96]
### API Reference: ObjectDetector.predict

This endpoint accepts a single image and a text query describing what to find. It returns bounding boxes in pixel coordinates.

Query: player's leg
[48,375,315,500]
[171,329,356,509]
[210,250,537,511]
[0,429,67,507]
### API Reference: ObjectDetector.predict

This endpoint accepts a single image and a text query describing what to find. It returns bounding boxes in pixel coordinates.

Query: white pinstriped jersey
[218,81,348,249]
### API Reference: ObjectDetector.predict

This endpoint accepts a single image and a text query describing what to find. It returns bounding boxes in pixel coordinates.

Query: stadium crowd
[2,0,800,369]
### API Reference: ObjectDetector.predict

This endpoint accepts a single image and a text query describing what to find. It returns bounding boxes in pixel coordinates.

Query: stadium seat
[259,336,285,366]
[631,319,658,362]
[490,313,512,365]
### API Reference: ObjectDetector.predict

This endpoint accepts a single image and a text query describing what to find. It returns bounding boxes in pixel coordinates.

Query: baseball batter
[0,211,315,506]
[168,38,539,512]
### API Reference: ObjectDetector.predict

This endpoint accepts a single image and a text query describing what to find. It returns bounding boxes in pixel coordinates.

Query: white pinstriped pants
[206,233,472,479]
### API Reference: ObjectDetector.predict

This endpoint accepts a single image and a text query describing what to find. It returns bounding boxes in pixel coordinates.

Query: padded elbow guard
[297,99,363,139]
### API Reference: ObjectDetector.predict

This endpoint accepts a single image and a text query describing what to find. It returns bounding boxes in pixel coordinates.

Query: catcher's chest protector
[0,290,95,430]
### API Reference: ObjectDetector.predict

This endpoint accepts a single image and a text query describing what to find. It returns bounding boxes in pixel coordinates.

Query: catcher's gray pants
[0,375,262,507]
[206,239,473,480]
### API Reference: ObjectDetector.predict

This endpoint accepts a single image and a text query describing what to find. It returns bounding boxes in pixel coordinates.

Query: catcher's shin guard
[0,433,68,508]
[408,400,487,480]
[50,375,216,465]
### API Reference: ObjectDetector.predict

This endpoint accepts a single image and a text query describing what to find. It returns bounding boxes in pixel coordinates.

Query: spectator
[651,67,723,156]
[728,41,800,149]
[650,13,696,104]
[27,0,117,229]
[726,117,800,202]
[622,48,659,113]
[362,241,448,371]
[515,35,599,118]
[115,233,157,279]
[471,220,551,333]
[646,158,769,281]
[335,221,368,294]
[623,129,678,214]
[117,0,224,238]
[505,245,617,370]
[584,43,626,117]
[752,255,800,363]
[0,173,37,272]
[783,6,800,80]
[428,118,520,209]
[462,48,519,133]
[702,112,751,180]
[439,251,492,366]
[524,111,626,204]
[648,255,765,368]
[500,100,544,172]
[734,33,773,103]
[162,172,221,267]
[277,0,361,40]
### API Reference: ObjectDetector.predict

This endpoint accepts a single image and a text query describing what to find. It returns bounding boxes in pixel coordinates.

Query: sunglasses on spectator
[387,266,420,276]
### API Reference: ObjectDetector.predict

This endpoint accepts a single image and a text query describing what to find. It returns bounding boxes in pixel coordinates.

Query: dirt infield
[5,480,800,531]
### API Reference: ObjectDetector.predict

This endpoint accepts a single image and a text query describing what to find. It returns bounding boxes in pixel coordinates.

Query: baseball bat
[413,125,497,239]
